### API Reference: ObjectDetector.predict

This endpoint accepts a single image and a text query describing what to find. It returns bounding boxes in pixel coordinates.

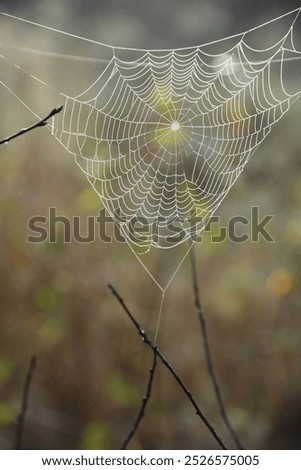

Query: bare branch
[15,355,37,450]
[0,106,63,145]
[189,243,243,450]
[121,350,157,450]
[108,284,228,450]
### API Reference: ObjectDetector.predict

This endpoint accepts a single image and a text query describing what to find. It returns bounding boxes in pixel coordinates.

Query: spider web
[52,9,301,254]
[1,8,301,347]
[1,8,301,257]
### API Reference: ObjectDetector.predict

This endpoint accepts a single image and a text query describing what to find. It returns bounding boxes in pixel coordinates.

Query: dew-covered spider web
[1,8,301,258]
[1,8,301,298]
[54,9,301,255]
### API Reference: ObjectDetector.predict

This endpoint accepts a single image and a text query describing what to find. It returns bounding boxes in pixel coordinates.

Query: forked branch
[0,106,63,145]
[108,284,227,450]
[189,243,243,449]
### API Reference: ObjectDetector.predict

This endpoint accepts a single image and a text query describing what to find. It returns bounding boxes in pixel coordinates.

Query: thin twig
[0,106,63,145]
[14,355,37,450]
[189,243,243,450]
[108,284,228,450]
[121,349,157,450]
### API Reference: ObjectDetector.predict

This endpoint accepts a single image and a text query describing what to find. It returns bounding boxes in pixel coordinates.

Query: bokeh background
[0,0,301,450]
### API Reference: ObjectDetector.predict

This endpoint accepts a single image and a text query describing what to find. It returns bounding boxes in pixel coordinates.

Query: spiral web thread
[1,9,301,256]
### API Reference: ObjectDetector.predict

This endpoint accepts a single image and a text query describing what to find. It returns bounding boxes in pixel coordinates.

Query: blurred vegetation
[0,0,301,450]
